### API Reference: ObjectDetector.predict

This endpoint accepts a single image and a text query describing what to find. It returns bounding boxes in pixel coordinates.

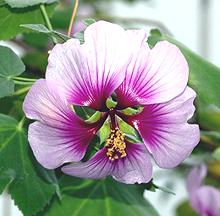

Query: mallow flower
[23,21,200,184]
[187,165,220,216]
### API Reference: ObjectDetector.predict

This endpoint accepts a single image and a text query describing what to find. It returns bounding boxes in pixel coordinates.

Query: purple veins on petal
[23,79,105,169]
[46,21,135,111]
[116,40,189,109]
[62,140,152,184]
[118,87,200,168]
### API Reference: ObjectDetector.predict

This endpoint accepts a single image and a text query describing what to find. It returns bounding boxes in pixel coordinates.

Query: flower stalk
[13,77,37,82]
[13,86,31,96]
[40,4,57,44]
[12,77,36,86]
[13,81,34,86]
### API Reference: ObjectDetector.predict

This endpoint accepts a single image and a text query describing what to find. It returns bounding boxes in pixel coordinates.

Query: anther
[105,127,127,161]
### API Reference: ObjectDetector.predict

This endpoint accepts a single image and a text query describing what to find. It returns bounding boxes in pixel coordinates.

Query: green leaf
[119,120,136,137]
[0,0,6,6]
[120,106,143,115]
[23,32,49,48]
[176,201,198,216]
[50,6,71,29]
[82,18,96,26]
[0,3,57,40]
[0,169,15,194]
[74,31,84,43]
[148,29,220,131]
[22,51,48,72]
[0,46,25,98]
[201,131,220,147]
[143,180,175,195]
[82,135,101,161]
[106,97,117,109]
[5,0,57,8]
[21,23,51,33]
[99,121,110,144]
[43,176,159,216]
[213,148,220,161]
[198,104,220,131]
[0,114,56,216]
[85,111,101,123]
[152,183,175,195]
[35,163,61,200]
[20,23,71,42]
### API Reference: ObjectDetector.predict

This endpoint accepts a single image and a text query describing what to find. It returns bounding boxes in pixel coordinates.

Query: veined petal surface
[62,142,152,184]
[116,40,189,108]
[46,21,135,111]
[125,87,200,168]
[23,79,100,169]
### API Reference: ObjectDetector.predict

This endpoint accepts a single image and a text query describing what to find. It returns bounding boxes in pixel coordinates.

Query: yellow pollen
[105,128,127,161]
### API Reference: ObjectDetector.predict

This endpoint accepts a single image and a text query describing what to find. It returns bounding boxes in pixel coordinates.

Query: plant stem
[13,80,34,86]
[40,4,57,44]
[17,116,25,131]
[67,0,79,37]
[13,77,37,82]
[13,86,30,96]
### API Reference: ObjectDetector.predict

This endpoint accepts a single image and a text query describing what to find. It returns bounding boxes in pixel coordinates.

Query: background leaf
[0,46,25,98]
[176,201,198,216]
[20,23,70,42]
[82,18,96,26]
[22,51,48,73]
[213,148,220,161]
[0,3,57,40]
[23,32,49,48]
[0,114,56,216]
[0,169,15,194]
[42,176,159,216]
[5,0,57,8]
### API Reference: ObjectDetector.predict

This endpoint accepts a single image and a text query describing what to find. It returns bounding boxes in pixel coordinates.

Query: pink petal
[187,165,207,192]
[116,40,189,108]
[62,142,152,184]
[46,21,133,111]
[112,142,152,184]
[191,186,220,216]
[28,122,96,169]
[187,165,220,216]
[125,87,200,168]
[23,79,100,169]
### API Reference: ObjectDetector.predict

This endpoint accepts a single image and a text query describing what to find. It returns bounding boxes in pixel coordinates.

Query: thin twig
[67,0,79,37]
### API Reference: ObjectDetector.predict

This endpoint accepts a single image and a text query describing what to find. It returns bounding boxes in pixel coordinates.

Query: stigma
[105,127,127,161]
